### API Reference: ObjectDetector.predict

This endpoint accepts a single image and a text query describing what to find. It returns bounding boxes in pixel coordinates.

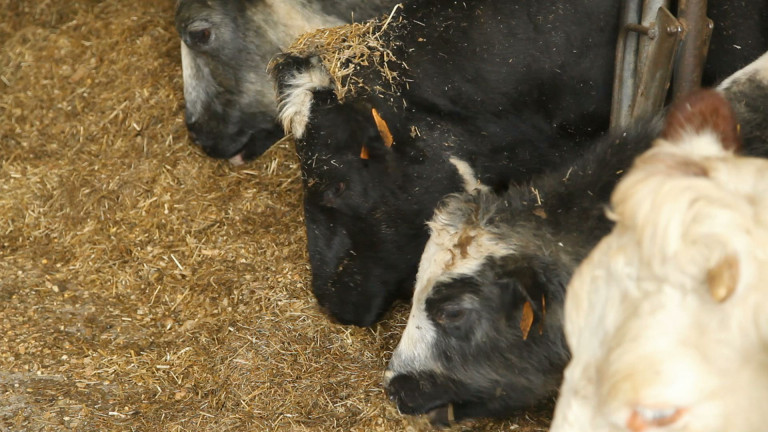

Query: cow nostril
[185,121,201,143]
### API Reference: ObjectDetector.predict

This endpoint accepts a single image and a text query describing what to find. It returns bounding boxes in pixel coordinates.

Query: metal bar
[631,7,682,121]
[637,0,671,74]
[672,0,712,99]
[610,0,643,132]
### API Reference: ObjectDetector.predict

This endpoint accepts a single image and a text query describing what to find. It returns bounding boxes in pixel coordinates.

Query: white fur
[551,114,768,432]
[449,156,489,193]
[717,51,768,91]
[180,41,216,123]
[276,59,334,139]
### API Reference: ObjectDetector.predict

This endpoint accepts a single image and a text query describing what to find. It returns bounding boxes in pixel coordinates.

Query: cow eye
[331,182,346,196]
[188,27,212,46]
[437,306,467,325]
[627,406,686,431]
[321,182,346,207]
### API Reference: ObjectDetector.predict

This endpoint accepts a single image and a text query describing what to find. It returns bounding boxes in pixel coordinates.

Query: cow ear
[270,54,334,139]
[496,258,554,340]
[659,89,741,153]
[707,253,740,303]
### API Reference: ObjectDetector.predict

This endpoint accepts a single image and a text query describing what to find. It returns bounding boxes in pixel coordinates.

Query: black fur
[271,0,767,327]
[273,0,623,325]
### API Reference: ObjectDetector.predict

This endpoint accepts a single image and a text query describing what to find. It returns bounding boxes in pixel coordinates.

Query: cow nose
[185,120,202,144]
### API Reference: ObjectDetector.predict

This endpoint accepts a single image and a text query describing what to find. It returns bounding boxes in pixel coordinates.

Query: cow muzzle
[385,372,458,425]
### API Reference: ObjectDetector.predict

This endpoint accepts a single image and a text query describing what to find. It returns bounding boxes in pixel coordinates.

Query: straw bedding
[0,1,551,430]
[278,5,407,103]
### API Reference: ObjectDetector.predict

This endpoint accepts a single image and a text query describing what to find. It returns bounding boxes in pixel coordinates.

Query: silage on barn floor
[0,1,552,430]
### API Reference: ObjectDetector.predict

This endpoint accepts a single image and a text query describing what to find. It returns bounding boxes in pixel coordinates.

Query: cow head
[384,183,575,424]
[174,0,344,162]
[270,55,464,326]
[551,89,768,432]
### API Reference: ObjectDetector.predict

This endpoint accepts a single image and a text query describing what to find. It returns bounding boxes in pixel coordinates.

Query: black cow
[384,50,768,423]
[174,0,397,163]
[271,0,623,326]
[270,0,767,327]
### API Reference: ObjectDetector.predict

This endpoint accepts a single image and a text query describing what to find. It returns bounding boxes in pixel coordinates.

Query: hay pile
[278,5,408,103]
[0,1,551,430]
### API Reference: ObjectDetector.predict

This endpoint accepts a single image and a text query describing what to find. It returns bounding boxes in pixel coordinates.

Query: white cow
[551,52,768,432]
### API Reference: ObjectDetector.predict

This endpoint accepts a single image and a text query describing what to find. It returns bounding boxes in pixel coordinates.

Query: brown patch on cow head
[360,144,369,159]
[661,89,741,152]
[455,231,476,259]
[707,253,739,303]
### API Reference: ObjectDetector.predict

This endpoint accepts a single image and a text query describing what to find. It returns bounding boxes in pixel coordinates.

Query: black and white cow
[174,0,396,162]
[270,0,767,327]
[383,119,660,424]
[271,0,623,326]
[384,52,768,424]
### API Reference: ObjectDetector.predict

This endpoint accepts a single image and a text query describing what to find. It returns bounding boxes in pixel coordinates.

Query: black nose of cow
[385,373,451,416]
[184,120,220,157]
[185,120,201,144]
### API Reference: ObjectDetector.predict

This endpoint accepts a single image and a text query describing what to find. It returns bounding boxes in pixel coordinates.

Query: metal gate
[610,0,712,131]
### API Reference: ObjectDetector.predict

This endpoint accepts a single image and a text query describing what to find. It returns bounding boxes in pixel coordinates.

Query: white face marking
[180,40,216,124]
[386,160,516,380]
[276,60,334,138]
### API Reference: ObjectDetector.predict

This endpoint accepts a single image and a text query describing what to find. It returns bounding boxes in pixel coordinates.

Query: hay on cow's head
[281,4,408,102]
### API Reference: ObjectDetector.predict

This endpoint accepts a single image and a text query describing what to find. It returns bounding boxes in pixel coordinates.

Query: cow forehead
[259,0,345,39]
[414,203,515,304]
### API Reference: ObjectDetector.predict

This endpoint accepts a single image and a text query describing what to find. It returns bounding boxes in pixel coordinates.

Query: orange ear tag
[371,108,394,148]
[520,301,534,340]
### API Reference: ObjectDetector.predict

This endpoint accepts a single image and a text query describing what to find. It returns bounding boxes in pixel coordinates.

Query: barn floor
[0,1,552,431]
